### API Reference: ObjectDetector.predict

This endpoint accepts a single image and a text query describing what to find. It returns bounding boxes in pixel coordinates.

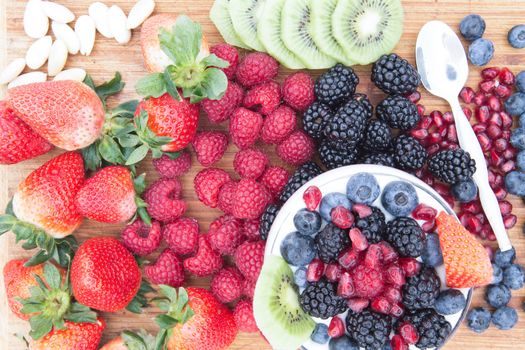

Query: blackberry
[279,162,323,202]
[385,217,424,257]
[353,93,373,119]
[355,206,386,243]
[376,95,420,130]
[325,99,368,150]
[314,64,359,107]
[399,308,451,349]
[402,267,441,310]
[299,278,347,319]
[359,152,395,167]
[303,102,332,140]
[315,223,350,263]
[393,135,428,170]
[362,120,392,152]
[428,149,476,185]
[371,54,420,95]
[319,140,358,170]
[259,204,280,241]
[346,309,392,349]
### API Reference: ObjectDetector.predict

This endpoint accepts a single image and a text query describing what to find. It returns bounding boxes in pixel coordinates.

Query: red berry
[377,241,399,264]
[192,131,228,167]
[261,105,297,144]
[421,220,436,233]
[303,186,322,211]
[209,43,239,79]
[163,217,199,256]
[236,52,279,88]
[145,249,184,287]
[352,264,385,299]
[243,81,281,116]
[233,299,259,333]
[349,228,368,251]
[218,181,238,214]
[234,240,265,281]
[352,203,372,218]
[306,258,325,282]
[259,166,289,198]
[183,235,223,277]
[242,278,257,299]
[412,203,437,221]
[346,298,369,313]
[390,303,405,318]
[234,148,269,179]
[337,271,355,298]
[211,267,244,303]
[391,334,409,350]
[208,214,244,255]
[338,248,361,269]
[383,285,402,303]
[121,219,161,256]
[398,322,419,345]
[144,178,186,222]
[331,205,354,229]
[385,264,406,286]
[194,168,231,208]
[243,219,261,241]
[229,107,263,149]
[232,179,271,220]
[281,72,315,112]
[324,262,342,282]
[202,81,244,123]
[152,151,191,178]
[371,296,392,314]
[398,258,421,277]
[277,130,315,166]
[364,244,383,270]
[327,317,345,338]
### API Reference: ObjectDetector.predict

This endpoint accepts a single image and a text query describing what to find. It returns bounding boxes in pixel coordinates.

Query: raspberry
[282,72,315,112]
[352,264,386,299]
[243,219,261,241]
[152,151,192,178]
[162,217,199,256]
[261,105,297,144]
[144,249,185,287]
[218,181,238,214]
[277,130,315,166]
[194,168,231,208]
[243,81,281,115]
[210,43,239,79]
[259,166,289,198]
[232,179,271,220]
[234,240,265,281]
[235,52,279,88]
[184,235,223,277]
[144,178,186,222]
[208,214,244,255]
[242,278,256,299]
[233,299,259,333]
[120,219,162,256]
[192,131,228,167]
[234,148,269,179]
[229,107,263,149]
[202,81,244,123]
[211,267,244,303]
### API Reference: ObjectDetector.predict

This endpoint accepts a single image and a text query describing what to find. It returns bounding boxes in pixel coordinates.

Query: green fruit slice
[333,0,404,65]
[253,255,315,350]
[229,0,267,52]
[281,0,337,69]
[257,0,305,69]
[210,0,250,49]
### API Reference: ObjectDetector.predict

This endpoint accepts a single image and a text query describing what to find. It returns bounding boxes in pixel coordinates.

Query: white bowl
[265,164,472,350]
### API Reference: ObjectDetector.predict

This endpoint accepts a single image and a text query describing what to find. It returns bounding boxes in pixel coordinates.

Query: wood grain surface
[1,0,525,349]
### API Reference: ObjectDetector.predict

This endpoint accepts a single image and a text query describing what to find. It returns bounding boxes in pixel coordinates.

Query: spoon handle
[450,98,512,251]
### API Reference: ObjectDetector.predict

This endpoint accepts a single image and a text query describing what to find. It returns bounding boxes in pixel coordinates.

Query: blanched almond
[47,39,68,76]
[75,15,96,56]
[53,68,87,82]
[52,21,80,54]
[7,71,47,89]
[41,1,75,23]
[0,58,26,85]
[108,5,131,45]
[127,0,155,29]
[25,35,53,69]
[88,2,113,38]
[24,0,49,39]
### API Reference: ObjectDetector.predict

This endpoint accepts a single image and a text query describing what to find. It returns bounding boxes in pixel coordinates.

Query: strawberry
[435,212,493,288]
[100,330,156,350]
[183,235,223,277]
[155,286,238,350]
[0,100,52,164]
[71,237,142,312]
[29,318,105,350]
[75,166,139,224]
[6,81,105,150]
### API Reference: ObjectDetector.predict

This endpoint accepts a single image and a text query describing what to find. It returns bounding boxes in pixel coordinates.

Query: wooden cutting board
[1,0,525,349]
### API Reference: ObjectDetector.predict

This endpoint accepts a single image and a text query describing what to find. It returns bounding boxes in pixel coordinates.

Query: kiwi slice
[210,0,250,49]
[253,255,314,350]
[257,0,305,69]
[332,0,404,65]
[281,0,337,69]
[229,0,267,52]
[311,0,355,66]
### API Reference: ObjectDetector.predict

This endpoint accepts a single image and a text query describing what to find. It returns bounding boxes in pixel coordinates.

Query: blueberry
[517,71,525,92]
[503,264,525,290]
[346,173,380,204]
[505,171,525,197]
[511,128,525,149]
[459,14,486,41]
[493,247,516,268]
[485,284,512,308]
[328,335,359,350]
[382,344,393,350]
[294,266,308,288]
[508,24,525,49]
[421,233,444,267]
[319,192,352,222]
[310,323,329,344]
[468,38,494,66]
[435,289,466,315]
[466,307,492,333]
[293,209,322,236]
[280,232,316,266]
[493,264,503,284]
[492,306,518,330]
[519,114,525,128]
[381,181,419,217]
[517,151,525,171]
[505,93,525,116]
[451,179,478,203]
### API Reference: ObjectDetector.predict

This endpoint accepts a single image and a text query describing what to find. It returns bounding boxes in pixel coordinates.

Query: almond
[48,39,68,76]
[75,15,96,56]
[127,0,156,30]
[0,58,26,85]
[53,68,87,82]
[52,21,80,55]
[7,72,47,89]
[25,35,53,69]
[23,0,49,39]
[88,2,113,38]
[108,5,131,45]
[41,1,75,24]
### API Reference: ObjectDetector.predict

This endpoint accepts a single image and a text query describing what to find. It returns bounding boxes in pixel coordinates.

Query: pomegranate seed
[475,106,490,123]
[390,303,405,318]
[447,124,458,143]
[331,205,354,229]
[459,87,475,103]
[467,216,483,233]
[494,138,509,153]
[383,286,402,303]
[501,160,516,173]
[412,203,438,221]
[325,263,342,282]
[504,214,517,229]
[499,201,513,216]
[328,317,345,338]
[502,147,517,160]
[353,203,372,218]
[488,112,503,126]
[371,296,392,314]
[494,174,504,188]
[485,245,494,261]
[411,128,429,140]
[479,80,496,93]
[306,258,325,282]
[444,195,455,208]
[398,258,421,277]
[337,271,355,298]
[430,111,444,128]
[429,132,442,144]
[398,322,420,345]
[426,143,440,156]
[495,84,512,99]
[421,220,436,233]
[447,143,460,150]
[420,171,435,186]
[347,298,369,313]
[405,91,421,103]
[488,96,502,112]
[385,264,406,286]
[391,334,409,350]
[438,126,448,138]
[462,107,472,121]
[473,92,487,106]
[303,186,322,211]
[473,124,487,134]
[475,213,486,225]
[349,228,369,251]
[377,241,399,264]
[462,201,482,214]
[481,67,500,80]
[338,248,360,269]
[477,133,492,152]
[500,111,513,129]
[459,212,472,227]
[488,232,497,241]
[434,183,451,197]
[498,67,515,85]
[494,187,507,200]
[501,130,511,141]
[364,244,383,270]
[487,125,502,139]
[490,149,503,167]
[443,111,455,124]
[417,104,426,116]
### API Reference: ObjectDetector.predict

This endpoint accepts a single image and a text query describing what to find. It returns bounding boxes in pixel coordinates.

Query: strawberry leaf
[44,264,62,289]
[94,72,125,107]
[201,54,230,69]
[200,67,228,101]
[163,67,181,101]
[126,144,150,165]
[136,73,167,98]
[154,329,169,350]
[126,279,154,314]
[98,136,126,165]
[81,143,103,172]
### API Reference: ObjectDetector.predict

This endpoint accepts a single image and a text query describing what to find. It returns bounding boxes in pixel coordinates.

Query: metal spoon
[416,20,512,251]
